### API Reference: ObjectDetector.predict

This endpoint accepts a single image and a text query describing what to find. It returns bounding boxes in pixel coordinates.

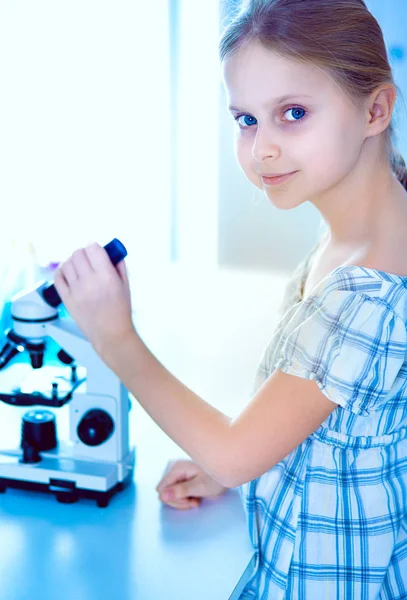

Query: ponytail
[390,149,407,191]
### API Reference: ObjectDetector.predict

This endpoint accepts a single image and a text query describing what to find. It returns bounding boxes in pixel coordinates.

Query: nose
[252,126,281,163]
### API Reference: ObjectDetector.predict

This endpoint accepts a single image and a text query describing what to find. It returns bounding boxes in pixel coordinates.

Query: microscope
[0,239,135,507]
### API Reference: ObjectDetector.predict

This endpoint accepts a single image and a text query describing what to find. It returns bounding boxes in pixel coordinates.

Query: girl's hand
[156,459,229,510]
[53,242,135,354]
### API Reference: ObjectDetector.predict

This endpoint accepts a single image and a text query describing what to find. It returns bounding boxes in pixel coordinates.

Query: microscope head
[0,285,58,370]
[0,238,127,372]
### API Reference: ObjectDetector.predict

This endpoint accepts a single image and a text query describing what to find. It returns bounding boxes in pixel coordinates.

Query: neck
[311,138,407,249]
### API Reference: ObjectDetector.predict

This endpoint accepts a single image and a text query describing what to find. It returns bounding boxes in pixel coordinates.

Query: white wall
[171,0,221,270]
[0,1,172,278]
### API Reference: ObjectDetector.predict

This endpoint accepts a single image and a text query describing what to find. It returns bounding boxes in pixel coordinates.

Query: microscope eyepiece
[41,238,128,308]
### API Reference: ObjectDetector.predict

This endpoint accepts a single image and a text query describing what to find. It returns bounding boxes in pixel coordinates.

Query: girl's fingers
[160,496,201,510]
[155,461,182,492]
[59,260,78,287]
[71,247,94,277]
[86,242,114,273]
[54,268,70,300]
[156,460,196,493]
[116,259,129,283]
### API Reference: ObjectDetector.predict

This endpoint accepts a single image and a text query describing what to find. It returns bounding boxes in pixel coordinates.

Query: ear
[365,84,397,138]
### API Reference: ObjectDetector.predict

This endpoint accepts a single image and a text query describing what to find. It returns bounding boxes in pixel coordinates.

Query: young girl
[54,0,407,597]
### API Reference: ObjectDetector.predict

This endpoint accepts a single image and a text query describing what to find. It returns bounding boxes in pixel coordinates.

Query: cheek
[301,121,364,181]
[235,137,263,189]
[235,138,249,171]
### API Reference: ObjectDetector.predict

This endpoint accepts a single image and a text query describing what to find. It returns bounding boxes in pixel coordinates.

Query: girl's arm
[53,243,337,488]
[100,332,336,488]
[100,329,234,486]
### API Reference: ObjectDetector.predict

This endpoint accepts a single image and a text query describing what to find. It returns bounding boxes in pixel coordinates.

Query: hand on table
[156,459,229,510]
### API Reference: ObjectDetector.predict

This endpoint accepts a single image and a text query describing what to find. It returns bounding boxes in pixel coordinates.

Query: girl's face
[222,41,368,209]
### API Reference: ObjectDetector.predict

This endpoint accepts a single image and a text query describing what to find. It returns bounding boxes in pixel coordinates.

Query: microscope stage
[0,362,86,405]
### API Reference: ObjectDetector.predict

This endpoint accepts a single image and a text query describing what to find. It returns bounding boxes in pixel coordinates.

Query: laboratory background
[0,1,406,599]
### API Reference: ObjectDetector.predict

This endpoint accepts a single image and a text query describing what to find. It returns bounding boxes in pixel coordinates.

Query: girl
[54,0,407,597]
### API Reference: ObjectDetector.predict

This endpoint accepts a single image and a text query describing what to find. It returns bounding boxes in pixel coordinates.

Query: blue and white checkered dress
[239,242,407,599]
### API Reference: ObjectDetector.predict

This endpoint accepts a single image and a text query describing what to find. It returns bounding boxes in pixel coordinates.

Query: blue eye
[234,106,307,129]
[285,107,306,121]
[234,114,257,129]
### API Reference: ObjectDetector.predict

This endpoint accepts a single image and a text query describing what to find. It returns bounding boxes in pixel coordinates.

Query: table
[0,385,255,600]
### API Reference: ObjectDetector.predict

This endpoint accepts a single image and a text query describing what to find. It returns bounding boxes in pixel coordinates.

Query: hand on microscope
[156,458,229,510]
[53,239,234,506]
[53,242,135,354]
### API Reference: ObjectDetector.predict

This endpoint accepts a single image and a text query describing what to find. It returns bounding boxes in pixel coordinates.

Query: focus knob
[20,410,57,463]
[77,409,114,446]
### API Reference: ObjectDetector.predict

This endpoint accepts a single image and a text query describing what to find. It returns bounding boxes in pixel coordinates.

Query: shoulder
[310,265,407,320]
[284,267,407,350]
[275,269,407,415]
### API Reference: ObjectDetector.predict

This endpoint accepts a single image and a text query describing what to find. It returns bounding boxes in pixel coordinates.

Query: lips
[261,172,293,177]
[260,170,297,177]
[261,171,298,186]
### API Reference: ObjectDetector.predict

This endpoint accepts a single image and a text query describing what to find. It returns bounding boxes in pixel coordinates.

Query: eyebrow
[228,94,313,112]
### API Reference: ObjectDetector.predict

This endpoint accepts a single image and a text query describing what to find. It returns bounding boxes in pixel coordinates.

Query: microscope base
[0,446,136,507]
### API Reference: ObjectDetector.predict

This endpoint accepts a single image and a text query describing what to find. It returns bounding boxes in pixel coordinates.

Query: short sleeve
[274,290,407,415]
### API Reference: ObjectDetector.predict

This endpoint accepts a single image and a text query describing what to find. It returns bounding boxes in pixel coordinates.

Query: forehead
[222,41,337,105]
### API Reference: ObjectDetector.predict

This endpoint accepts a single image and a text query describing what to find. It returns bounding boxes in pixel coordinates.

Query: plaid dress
[239,240,407,599]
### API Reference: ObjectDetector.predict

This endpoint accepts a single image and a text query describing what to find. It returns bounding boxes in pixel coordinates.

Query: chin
[264,190,308,211]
